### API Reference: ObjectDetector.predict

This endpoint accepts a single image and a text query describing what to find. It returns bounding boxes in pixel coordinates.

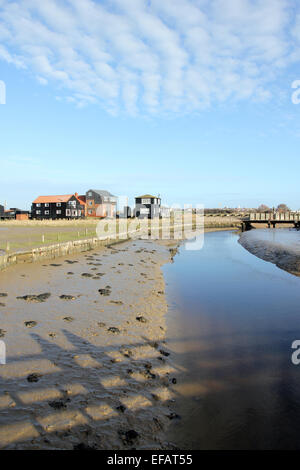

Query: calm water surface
[164,230,300,449]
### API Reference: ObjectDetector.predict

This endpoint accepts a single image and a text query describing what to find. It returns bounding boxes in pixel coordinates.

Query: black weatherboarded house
[31,194,85,219]
[135,194,161,219]
[0,205,4,219]
[85,189,117,218]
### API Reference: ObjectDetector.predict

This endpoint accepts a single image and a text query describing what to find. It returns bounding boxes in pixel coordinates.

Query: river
[164,229,300,450]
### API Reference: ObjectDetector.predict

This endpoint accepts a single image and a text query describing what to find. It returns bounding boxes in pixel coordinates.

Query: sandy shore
[0,238,180,450]
[0,227,237,450]
[239,230,300,276]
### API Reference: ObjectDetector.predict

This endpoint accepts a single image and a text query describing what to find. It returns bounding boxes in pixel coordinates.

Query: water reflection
[164,230,300,449]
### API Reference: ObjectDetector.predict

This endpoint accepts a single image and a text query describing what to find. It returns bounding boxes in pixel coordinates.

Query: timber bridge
[241,212,300,231]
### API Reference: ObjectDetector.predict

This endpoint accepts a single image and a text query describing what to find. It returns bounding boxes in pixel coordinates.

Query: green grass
[0,216,241,254]
[0,229,98,253]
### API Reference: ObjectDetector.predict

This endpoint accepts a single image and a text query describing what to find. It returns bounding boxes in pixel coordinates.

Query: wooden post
[6,241,9,252]
[42,234,45,243]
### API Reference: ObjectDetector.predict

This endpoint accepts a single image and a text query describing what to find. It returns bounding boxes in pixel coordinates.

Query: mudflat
[239,229,300,276]
[0,239,179,450]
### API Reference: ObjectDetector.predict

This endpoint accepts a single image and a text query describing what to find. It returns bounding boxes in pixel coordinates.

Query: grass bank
[0,216,241,254]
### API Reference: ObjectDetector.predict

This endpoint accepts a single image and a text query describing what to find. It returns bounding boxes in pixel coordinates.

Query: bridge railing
[249,212,299,222]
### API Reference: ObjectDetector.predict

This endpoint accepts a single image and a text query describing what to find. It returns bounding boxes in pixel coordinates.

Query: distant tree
[257,204,270,212]
[277,203,290,212]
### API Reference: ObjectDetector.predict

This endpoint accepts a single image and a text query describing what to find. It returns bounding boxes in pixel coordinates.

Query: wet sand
[0,239,179,450]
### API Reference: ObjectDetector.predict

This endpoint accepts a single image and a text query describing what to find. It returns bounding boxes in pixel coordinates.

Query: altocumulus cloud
[0,0,298,115]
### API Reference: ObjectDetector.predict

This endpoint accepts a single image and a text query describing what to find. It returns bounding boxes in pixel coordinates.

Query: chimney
[75,192,78,197]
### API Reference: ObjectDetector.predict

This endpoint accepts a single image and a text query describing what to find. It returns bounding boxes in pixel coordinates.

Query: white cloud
[0,44,25,68]
[0,0,297,114]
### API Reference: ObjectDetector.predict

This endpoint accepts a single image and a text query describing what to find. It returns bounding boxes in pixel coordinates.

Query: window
[36,203,41,207]
[88,192,92,196]
[88,210,93,214]
[142,198,151,204]
[78,210,81,216]
[68,200,76,207]
[45,210,49,215]
[89,201,93,206]
[140,208,150,214]
[45,203,49,207]
[66,209,71,216]
[36,210,41,214]
[56,210,61,214]
[72,210,77,217]
[56,203,61,207]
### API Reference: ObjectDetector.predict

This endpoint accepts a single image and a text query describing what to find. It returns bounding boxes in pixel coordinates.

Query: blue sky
[1,0,300,210]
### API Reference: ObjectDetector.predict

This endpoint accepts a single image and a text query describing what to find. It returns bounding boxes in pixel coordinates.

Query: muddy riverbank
[239,228,300,276]
[0,239,179,450]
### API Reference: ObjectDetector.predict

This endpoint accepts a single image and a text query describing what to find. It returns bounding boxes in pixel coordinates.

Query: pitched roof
[88,189,116,198]
[77,195,86,205]
[136,194,158,199]
[33,194,73,204]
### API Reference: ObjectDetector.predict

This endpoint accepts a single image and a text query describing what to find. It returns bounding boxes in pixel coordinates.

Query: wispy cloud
[0,0,297,114]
